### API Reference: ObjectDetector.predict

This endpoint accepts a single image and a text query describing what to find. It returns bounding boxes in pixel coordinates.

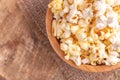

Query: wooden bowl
[46,8,120,72]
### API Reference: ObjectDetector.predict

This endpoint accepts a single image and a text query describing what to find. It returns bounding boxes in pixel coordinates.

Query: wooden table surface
[0,0,120,80]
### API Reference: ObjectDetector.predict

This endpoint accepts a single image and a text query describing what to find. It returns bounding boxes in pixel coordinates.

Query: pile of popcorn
[48,0,120,66]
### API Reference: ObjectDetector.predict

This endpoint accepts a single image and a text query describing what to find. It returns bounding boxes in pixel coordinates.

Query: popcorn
[52,20,57,36]
[109,51,119,57]
[91,33,98,40]
[106,9,120,28]
[60,42,69,51]
[96,15,107,29]
[60,0,69,17]
[61,23,71,38]
[68,0,73,4]
[79,41,89,50]
[82,6,93,19]
[89,53,98,65]
[109,31,120,44]
[107,45,116,53]
[78,19,89,27]
[96,40,106,49]
[60,7,69,17]
[113,5,120,23]
[61,38,73,45]
[70,56,81,66]
[61,30,71,38]
[106,0,115,6]
[106,0,120,7]
[81,58,90,64]
[114,0,120,7]
[76,30,87,41]
[68,44,81,56]
[117,47,120,52]
[86,37,94,42]
[90,28,99,40]
[49,0,120,66]
[99,31,105,40]
[48,0,63,15]
[70,25,79,34]
[106,55,119,65]
[64,53,70,60]
[52,19,72,38]
[74,0,83,5]
[66,0,84,24]
[93,0,107,16]
[98,49,108,59]
[104,30,111,39]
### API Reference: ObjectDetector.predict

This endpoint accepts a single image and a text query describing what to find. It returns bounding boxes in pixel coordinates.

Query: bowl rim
[46,8,120,72]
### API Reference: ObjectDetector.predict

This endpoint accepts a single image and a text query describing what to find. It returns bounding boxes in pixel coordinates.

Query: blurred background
[0,0,120,80]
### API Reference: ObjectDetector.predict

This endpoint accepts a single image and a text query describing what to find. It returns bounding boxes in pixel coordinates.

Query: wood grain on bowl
[46,8,120,72]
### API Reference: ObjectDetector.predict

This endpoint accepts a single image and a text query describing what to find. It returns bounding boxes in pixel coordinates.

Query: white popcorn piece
[93,0,107,16]
[99,31,105,40]
[81,58,90,64]
[96,15,107,29]
[104,30,111,39]
[76,31,87,41]
[107,45,117,53]
[53,20,65,38]
[91,33,98,40]
[78,19,89,27]
[98,49,108,59]
[48,0,63,14]
[60,43,69,51]
[60,7,69,17]
[52,20,57,36]
[109,51,119,57]
[66,4,82,24]
[106,0,120,7]
[106,9,120,29]
[117,47,120,52]
[107,55,119,65]
[63,38,73,45]
[90,47,98,54]
[55,20,72,38]
[86,37,94,42]
[70,56,81,66]
[89,53,98,63]
[109,36,117,44]
[71,25,79,34]
[102,60,110,65]
[82,7,93,19]
[53,14,60,20]
[90,28,99,40]
[60,23,71,38]
[74,0,83,5]
[113,0,120,7]
[68,0,73,4]
[89,54,98,65]
[79,42,89,50]
[106,0,115,6]
[61,30,71,38]
[68,44,81,56]
[96,40,106,49]
[109,32,120,45]
[64,53,70,60]
[60,0,69,17]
